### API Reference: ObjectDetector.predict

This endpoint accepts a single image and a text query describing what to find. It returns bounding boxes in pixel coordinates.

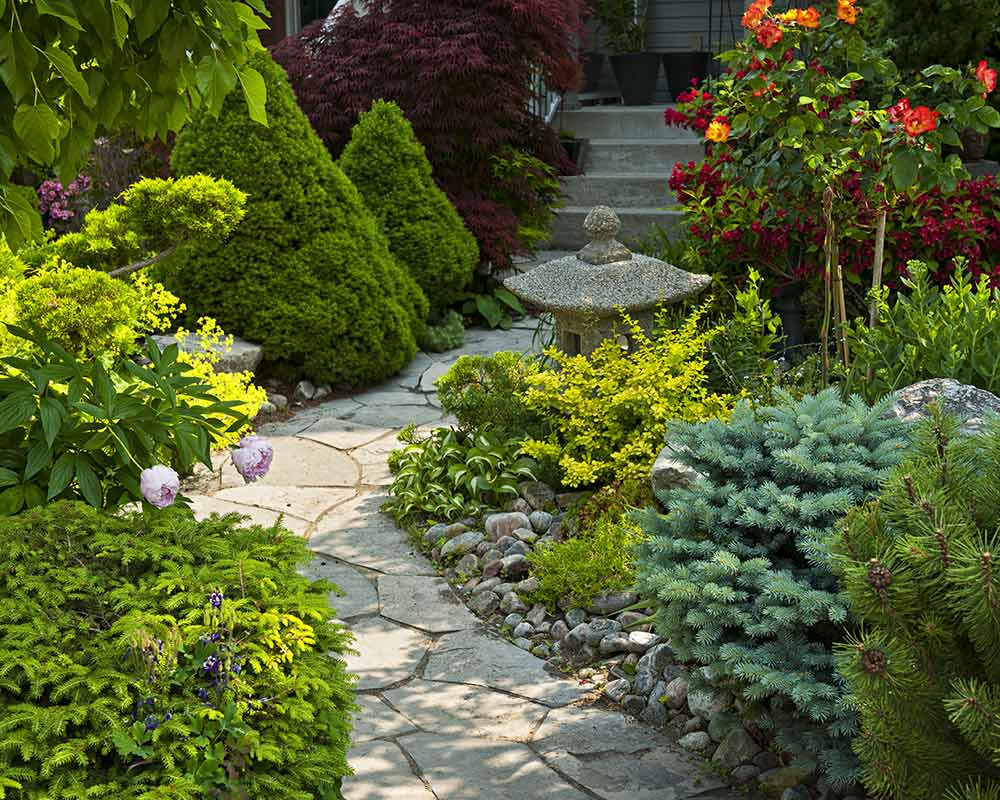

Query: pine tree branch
[108,245,177,279]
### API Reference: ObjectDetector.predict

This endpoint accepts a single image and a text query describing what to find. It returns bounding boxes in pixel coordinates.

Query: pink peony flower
[140,465,180,508]
[232,436,273,483]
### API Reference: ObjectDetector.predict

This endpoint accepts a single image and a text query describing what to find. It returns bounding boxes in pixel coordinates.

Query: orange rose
[742,0,772,30]
[977,59,997,97]
[777,7,820,28]
[705,117,731,143]
[755,19,784,48]
[902,105,940,138]
[837,0,858,24]
[799,7,821,27]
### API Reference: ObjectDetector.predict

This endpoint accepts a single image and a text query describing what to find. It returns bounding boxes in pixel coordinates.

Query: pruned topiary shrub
[635,390,911,785]
[340,100,478,318]
[0,502,355,798]
[163,52,428,386]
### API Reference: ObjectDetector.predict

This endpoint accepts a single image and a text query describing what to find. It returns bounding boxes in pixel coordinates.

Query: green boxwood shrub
[0,502,355,798]
[163,53,428,386]
[340,100,478,318]
[436,351,545,442]
[635,390,911,785]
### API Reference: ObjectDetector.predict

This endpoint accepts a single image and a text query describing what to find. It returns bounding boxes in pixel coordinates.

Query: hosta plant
[386,426,537,523]
[0,328,247,514]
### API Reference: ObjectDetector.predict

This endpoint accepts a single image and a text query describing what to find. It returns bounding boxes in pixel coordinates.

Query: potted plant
[663,35,710,101]
[597,0,660,106]
[559,128,586,166]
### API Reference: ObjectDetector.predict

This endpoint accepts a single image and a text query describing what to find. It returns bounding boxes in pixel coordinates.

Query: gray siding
[648,0,747,53]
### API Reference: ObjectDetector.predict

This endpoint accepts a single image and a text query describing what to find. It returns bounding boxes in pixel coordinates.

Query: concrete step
[546,205,685,250]
[561,173,676,208]
[558,105,697,141]
[585,139,704,172]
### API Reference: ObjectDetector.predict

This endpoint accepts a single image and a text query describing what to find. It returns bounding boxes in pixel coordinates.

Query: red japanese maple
[272,0,585,266]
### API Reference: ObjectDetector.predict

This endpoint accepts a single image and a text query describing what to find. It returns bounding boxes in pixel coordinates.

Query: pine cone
[862,648,888,675]
[867,559,893,590]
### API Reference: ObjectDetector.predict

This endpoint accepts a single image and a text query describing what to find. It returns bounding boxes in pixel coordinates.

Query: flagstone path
[186,321,743,800]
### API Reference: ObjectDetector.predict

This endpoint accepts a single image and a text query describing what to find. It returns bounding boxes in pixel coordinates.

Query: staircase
[548,106,702,250]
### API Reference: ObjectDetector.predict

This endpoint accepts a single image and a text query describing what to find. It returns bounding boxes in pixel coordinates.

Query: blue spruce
[635,389,910,784]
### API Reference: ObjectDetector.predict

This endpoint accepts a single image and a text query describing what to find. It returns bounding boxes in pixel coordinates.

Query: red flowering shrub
[670,154,1000,302]
[272,0,584,267]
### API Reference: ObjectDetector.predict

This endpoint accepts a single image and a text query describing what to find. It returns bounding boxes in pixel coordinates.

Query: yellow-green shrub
[519,309,733,487]
[2,258,183,359]
[175,318,268,447]
[527,510,646,609]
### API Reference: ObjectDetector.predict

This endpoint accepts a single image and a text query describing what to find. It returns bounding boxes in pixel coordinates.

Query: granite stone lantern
[504,206,712,356]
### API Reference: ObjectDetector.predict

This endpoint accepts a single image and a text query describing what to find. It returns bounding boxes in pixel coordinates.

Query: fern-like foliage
[635,389,910,786]
[834,411,1000,799]
[0,502,355,799]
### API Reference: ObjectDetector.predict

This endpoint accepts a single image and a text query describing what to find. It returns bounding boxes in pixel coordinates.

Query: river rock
[485,512,531,539]
[528,510,553,532]
[499,592,528,614]
[519,481,556,509]
[587,590,639,616]
[712,727,761,768]
[440,531,484,559]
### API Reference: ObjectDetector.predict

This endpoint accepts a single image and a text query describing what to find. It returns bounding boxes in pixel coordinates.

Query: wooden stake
[820,186,835,387]
[866,207,888,382]
[836,261,850,369]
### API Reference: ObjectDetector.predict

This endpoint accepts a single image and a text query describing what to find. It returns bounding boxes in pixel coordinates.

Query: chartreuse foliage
[847,260,1000,400]
[834,412,1000,800]
[0,329,247,515]
[519,309,733,488]
[340,100,478,317]
[387,425,537,523]
[635,390,911,785]
[0,1,269,251]
[0,501,355,799]
[528,510,646,610]
[165,53,429,386]
[20,175,248,274]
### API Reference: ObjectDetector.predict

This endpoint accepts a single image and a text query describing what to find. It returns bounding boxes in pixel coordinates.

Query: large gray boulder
[888,379,1000,434]
[651,431,701,498]
[152,334,263,374]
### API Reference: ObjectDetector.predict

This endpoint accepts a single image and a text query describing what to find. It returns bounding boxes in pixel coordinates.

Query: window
[301,0,339,27]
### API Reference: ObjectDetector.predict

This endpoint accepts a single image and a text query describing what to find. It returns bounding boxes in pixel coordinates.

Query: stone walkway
[187,322,742,800]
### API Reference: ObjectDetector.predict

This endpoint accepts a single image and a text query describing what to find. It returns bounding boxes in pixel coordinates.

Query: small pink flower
[232,436,273,483]
[140,465,180,508]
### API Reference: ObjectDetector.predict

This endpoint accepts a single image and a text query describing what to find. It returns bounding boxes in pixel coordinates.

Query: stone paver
[300,417,391,450]
[401,733,591,800]
[384,679,547,741]
[259,437,358,486]
[298,557,379,620]
[378,575,478,633]
[352,694,419,742]
[215,485,353,521]
[185,325,740,800]
[534,705,734,800]
[344,740,435,799]
[188,495,310,536]
[345,616,432,690]
[423,629,585,707]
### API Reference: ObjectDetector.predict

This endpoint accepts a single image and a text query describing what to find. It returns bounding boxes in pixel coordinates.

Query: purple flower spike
[232,436,273,483]
[209,592,224,609]
[140,465,180,508]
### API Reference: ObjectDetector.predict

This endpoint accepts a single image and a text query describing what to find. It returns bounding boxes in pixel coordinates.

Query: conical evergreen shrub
[340,100,478,318]
[635,389,911,783]
[835,412,1000,800]
[162,53,428,386]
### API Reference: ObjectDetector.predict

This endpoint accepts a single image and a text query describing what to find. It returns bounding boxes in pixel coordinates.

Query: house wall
[648,0,747,54]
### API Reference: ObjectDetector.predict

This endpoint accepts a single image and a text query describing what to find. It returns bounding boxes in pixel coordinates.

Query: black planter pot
[663,51,710,99]
[582,52,605,93]
[774,282,806,356]
[610,53,661,106]
[561,138,585,166]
